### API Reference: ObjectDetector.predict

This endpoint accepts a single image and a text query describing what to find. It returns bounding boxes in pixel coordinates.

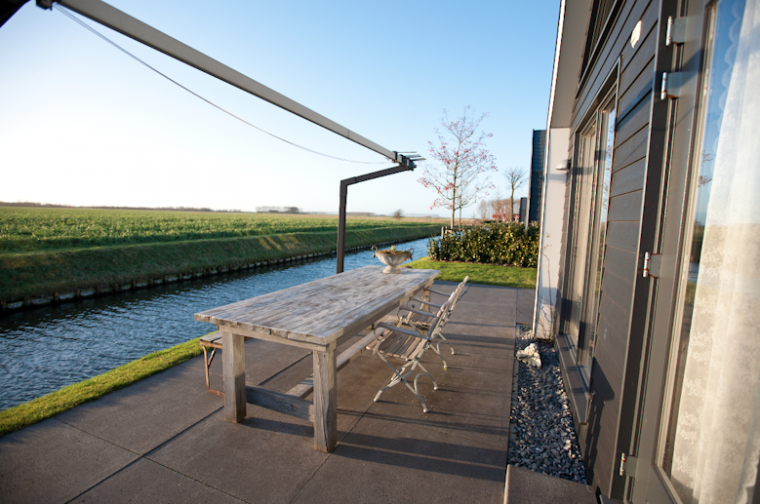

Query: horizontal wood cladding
[608,190,643,221]
[616,93,653,148]
[597,293,631,343]
[618,0,659,73]
[583,346,621,486]
[614,125,649,172]
[610,158,646,197]
[606,221,641,252]
[618,59,655,121]
[600,268,635,316]
[573,0,657,132]
[601,245,637,278]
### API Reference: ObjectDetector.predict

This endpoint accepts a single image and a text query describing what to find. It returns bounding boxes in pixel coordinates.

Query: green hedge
[427,222,540,267]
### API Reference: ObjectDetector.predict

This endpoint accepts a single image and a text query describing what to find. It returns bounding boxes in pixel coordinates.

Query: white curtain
[670,0,760,503]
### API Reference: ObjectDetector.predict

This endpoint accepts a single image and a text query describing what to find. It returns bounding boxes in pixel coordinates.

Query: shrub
[427,222,539,267]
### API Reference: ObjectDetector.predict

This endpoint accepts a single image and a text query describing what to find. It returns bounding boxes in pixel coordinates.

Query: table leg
[313,343,337,452]
[222,331,246,422]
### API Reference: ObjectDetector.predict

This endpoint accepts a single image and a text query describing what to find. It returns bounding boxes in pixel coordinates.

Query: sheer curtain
[669,0,760,503]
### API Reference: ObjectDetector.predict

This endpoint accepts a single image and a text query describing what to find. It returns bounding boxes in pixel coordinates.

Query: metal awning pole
[336,164,414,274]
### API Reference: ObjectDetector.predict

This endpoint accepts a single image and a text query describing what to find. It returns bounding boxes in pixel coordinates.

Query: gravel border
[508,330,588,483]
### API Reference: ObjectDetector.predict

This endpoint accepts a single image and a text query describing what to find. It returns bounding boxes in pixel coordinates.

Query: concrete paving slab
[290,413,506,504]
[70,458,245,504]
[56,361,222,455]
[0,418,138,504]
[504,465,597,504]
[1,283,534,504]
[516,289,536,326]
[147,407,328,504]
[364,334,513,448]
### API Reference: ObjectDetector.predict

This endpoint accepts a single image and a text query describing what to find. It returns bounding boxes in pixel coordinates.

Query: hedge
[427,222,540,267]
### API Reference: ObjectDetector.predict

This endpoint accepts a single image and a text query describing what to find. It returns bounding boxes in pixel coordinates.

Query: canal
[0,237,431,411]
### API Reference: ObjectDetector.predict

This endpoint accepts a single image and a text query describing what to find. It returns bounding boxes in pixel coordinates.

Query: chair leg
[374,355,436,413]
[202,346,222,395]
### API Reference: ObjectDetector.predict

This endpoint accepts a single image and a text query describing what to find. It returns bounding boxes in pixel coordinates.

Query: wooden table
[194,265,439,452]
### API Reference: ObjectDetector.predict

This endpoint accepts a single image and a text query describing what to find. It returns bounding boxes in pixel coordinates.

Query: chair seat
[369,329,427,360]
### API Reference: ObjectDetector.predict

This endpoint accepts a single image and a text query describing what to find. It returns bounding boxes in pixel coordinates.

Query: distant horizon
[0,200,442,218]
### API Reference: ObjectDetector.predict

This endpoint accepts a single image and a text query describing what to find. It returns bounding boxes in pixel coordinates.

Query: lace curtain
[669,0,760,502]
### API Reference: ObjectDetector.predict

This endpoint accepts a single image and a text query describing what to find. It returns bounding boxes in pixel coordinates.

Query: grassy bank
[1,223,440,302]
[404,257,537,289]
[0,335,208,437]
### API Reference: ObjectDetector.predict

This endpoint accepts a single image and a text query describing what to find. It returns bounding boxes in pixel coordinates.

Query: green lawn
[404,257,537,289]
[0,335,208,437]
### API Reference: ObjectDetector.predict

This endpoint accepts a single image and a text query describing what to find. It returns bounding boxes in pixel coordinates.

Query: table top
[195,265,439,346]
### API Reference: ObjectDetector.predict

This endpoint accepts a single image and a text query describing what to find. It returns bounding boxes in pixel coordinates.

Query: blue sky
[0,0,559,216]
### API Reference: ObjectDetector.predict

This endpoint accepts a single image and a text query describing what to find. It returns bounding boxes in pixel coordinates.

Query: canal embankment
[1,225,439,310]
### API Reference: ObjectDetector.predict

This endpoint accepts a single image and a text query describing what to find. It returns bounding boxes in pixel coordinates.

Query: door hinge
[620,453,638,477]
[643,252,662,278]
[660,72,683,100]
[666,16,687,46]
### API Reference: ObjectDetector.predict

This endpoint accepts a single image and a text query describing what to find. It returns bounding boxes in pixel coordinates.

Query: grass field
[0,207,442,255]
[0,208,442,301]
[404,257,537,289]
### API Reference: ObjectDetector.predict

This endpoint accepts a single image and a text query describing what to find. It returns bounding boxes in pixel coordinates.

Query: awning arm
[43,0,413,166]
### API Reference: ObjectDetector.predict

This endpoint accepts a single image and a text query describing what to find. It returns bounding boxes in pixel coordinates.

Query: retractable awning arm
[38,0,416,168]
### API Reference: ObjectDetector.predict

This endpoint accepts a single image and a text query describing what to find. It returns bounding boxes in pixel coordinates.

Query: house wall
[533,128,569,339]
[556,0,665,496]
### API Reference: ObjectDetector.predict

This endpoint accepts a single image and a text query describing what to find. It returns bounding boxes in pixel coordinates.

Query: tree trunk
[450,183,456,229]
[509,188,515,221]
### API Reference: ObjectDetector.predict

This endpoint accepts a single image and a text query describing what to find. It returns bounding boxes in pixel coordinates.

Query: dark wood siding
[557,0,660,494]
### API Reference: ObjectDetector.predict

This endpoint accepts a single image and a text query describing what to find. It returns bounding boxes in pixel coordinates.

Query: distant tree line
[255,206,302,214]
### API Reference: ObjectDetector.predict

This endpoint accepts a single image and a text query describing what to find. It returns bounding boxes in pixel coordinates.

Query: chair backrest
[425,300,451,339]
[448,276,469,312]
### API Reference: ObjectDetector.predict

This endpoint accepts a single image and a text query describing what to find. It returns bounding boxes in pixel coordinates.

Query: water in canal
[0,237,432,411]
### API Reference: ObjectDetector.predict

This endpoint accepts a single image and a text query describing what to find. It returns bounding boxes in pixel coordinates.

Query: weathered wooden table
[194,265,439,452]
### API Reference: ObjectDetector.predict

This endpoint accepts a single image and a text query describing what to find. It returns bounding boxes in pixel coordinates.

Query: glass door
[563,91,616,379]
[631,0,760,502]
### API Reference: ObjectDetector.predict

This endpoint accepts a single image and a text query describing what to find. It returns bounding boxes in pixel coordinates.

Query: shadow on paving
[0,283,532,504]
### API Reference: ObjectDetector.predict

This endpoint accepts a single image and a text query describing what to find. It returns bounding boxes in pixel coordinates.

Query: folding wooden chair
[396,276,468,370]
[369,302,449,413]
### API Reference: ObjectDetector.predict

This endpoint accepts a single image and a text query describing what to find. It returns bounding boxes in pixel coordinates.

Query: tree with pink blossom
[418,107,498,228]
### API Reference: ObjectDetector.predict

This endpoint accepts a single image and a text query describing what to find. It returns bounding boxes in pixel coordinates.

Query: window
[563,89,616,377]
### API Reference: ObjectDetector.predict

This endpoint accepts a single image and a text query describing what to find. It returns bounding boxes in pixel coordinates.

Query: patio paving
[0,282,533,504]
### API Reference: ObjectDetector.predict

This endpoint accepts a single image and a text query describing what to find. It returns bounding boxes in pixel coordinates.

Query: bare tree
[477,199,489,220]
[505,167,526,221]
[418,107,498,228]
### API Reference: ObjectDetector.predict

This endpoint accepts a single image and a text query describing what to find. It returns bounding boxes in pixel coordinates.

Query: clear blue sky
[0,0,559,216]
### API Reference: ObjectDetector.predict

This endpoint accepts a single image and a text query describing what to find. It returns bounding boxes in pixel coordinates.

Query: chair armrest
[375,322,426,339]
[411,297,442,309]
[424,288,451,297]
[398,306,435,318]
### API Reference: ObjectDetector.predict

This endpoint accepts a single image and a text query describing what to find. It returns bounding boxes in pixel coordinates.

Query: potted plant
[371,245,414,274]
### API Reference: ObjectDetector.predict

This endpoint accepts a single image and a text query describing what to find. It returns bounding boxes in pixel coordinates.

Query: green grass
[1,226,440,301]
[404,257,537,289]
[0,335,209,437]
[0,207,440,255]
